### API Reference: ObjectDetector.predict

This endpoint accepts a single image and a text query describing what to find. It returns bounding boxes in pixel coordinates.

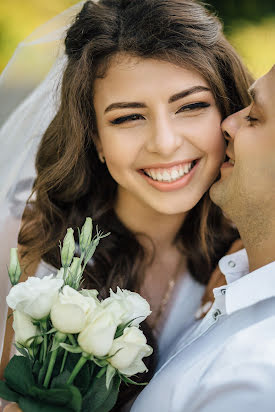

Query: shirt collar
[216,249,275,315]
[218,248,249,284]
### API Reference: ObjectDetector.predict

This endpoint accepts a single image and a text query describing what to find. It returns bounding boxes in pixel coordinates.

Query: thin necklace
[151,256,184,335]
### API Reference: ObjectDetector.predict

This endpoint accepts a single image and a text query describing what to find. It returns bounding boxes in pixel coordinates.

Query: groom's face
[210,65,275,222]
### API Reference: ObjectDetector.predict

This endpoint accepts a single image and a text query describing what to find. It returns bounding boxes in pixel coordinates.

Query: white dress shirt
[131,249,275,412]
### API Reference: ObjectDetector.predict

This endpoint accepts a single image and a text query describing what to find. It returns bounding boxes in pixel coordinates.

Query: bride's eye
[176,102,210,114]
[110,114,145,125]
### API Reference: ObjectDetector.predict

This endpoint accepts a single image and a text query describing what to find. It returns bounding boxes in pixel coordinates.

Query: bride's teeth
[144,161,196,182]
[171,169,179,179]
[163,171,170,181]
[156,172,163,181]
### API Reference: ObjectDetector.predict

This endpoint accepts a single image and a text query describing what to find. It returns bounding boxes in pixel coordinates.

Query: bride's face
[93,54,225,215]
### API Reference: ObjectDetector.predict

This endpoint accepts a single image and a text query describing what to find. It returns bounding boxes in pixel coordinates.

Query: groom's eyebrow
[248,85,263,109]
[248,86,257,102]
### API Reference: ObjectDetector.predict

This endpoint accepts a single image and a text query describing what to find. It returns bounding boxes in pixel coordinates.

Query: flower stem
[68,334,76,346]
[67,355,88,385]
[43,334,47,363]
[43,332,66,388]
[60,350,68,374]
[43,348,58,388]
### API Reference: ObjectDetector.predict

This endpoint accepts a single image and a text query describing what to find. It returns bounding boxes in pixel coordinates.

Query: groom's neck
[237,213,275,272]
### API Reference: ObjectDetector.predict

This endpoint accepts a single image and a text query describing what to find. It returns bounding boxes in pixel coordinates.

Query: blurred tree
[0,0,274,75]
[207,0,275,30]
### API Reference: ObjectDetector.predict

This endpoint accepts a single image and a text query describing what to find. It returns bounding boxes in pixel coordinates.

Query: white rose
[102,287,151,326]
[50,285,100,334]
[108,327,153,376]
[78,311,118,357]
[13,310,39,346]
[6,275,63,320]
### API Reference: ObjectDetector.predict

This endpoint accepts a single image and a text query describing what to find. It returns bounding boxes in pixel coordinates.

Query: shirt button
[213,309,221,320]
[221,288,226,295]
[228,260,236,268]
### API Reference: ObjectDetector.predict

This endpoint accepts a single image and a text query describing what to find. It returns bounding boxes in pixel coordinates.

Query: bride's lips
[138,159,201,192]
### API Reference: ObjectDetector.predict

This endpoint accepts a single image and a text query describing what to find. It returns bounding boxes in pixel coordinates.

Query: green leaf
[4,355,35,395]
[114,318,142,339]
[14,343,30,358]
[120,374,148,386]
[60,343,82,353]
[96,366,107,379]
[82,372,120,412]
[67,385,83,412]
[94,375,121,412]
[29,385,72,404]
[28,384,82,411]
[106,365,116,390]
[51,370,71,388]
[33,360,42,380]
[19,396,75,412]
[0,381,19,402]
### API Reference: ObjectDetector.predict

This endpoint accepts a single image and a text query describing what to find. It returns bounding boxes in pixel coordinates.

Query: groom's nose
[221,107,248,142]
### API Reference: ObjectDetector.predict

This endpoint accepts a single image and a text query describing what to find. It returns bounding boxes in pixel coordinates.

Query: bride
[1,0,252,410]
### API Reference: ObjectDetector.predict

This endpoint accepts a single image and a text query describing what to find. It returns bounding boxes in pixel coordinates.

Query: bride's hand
[3,403,22,411]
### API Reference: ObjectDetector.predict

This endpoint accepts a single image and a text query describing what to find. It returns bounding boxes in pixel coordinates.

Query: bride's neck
[114,193,186,252]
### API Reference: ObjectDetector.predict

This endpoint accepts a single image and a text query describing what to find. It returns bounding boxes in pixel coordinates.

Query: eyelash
[110,102,210,125]
[245,115,258,125]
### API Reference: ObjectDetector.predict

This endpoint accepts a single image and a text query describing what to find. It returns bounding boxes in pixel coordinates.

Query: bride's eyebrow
[168,85,211,103]
[104,102,145,114]
[104,85,211,114]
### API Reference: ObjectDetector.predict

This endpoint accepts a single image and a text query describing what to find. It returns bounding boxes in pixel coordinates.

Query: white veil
[0,1,86,358]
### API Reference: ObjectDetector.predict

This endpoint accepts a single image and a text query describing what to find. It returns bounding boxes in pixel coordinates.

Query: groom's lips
[221,153,235,169]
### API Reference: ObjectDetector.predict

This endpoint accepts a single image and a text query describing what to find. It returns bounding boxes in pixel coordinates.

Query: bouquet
[0,218,153,412]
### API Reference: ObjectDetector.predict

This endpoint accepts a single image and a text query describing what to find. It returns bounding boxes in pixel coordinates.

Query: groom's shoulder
[214,313,275,368]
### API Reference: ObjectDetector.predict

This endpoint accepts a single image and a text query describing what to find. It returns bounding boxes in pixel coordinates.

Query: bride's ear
[93,135,105,164]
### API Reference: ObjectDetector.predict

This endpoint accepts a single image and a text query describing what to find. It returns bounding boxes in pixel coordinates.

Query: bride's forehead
[93,55,208,96]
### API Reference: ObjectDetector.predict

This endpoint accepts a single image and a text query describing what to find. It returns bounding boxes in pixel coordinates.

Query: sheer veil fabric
[0,1,87,358]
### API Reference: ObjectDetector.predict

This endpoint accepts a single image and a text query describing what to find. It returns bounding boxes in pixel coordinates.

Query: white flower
[108,327,153,376]
[13,310,39,346]
[102,287,151,326]
[6,275,63,320]
[78,311,118,357]
[50,285,100,334]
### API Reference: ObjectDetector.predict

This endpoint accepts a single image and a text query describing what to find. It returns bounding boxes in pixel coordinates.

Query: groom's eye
[244,115,258,126]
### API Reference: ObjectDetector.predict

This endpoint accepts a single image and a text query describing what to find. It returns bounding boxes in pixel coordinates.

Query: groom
[131,65,275,411]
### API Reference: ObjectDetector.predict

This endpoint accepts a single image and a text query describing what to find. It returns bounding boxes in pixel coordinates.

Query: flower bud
[69,257,82,279]
[61,228,75,267]
[79,217,93,252]
[8,248,21,285]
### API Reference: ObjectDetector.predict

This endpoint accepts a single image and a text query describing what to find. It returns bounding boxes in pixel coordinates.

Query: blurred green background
[0,0,274,77]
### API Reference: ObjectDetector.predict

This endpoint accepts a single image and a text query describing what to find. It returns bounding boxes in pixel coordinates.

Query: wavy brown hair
[19,0,253,409]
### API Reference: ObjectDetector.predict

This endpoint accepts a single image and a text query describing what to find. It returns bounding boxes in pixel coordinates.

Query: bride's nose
[145,114,182,156]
